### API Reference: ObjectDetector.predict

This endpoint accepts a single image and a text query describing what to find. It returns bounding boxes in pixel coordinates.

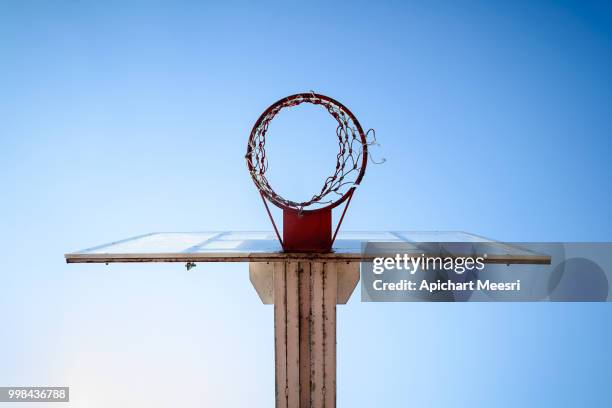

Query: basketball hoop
[246,92,369,252]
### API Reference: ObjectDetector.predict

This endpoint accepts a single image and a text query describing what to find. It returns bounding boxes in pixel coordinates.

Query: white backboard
[65,231,549,264]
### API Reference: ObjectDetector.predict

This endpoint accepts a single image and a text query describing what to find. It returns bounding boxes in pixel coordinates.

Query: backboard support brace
[283,208,332,252]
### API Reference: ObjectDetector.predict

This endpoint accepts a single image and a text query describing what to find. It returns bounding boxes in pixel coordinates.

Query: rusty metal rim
[246,93,368,214]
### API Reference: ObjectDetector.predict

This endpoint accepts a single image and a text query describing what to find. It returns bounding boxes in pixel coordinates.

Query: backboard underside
[65,231,550,264]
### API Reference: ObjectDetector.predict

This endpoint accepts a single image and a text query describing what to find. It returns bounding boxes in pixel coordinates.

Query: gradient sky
[1,1,611,407]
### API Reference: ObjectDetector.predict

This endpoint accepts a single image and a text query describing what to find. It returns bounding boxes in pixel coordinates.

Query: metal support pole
[249,260,360,408]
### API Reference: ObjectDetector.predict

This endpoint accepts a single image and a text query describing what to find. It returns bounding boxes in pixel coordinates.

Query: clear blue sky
[1,1,611,407]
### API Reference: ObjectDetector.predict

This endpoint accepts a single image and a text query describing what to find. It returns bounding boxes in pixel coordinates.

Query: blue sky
[1,1,611,407]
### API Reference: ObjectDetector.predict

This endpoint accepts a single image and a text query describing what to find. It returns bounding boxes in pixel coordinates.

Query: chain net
[247,93,368,211]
